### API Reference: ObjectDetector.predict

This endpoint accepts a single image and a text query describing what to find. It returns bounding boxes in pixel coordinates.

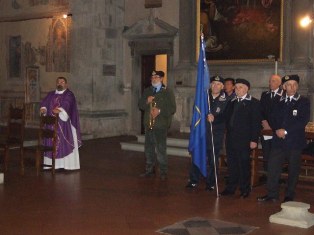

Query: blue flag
[188,36,210,177]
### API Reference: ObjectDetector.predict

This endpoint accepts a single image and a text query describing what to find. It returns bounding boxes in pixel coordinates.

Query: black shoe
[185,182,198,189]
[257,195,278,202]
[160,174,167,181]
[205,185,215,191]
[139,172,155,178]
[283,196,293,203]
[219,189,234,196]
[240,191,250,198]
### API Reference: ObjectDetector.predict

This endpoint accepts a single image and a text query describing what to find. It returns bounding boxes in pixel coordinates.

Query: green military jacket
[138,85,176,130]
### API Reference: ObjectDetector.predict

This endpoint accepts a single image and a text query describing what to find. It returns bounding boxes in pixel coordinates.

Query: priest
[40,76,81,170]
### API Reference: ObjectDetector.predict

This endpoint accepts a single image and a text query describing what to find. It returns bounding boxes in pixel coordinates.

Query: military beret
[210,75,224,84]
[224,77,235,85]
[152,70,165,77]
[235,78,250,89]
[282,74,299,84]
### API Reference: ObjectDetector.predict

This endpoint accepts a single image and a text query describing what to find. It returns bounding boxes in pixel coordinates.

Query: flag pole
[188,25,212,190]
[201,27,219,197]
[207,90,219,198]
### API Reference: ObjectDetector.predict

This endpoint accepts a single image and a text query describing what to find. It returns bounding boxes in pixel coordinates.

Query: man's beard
[152,81,161,88]
[57,85,64,91]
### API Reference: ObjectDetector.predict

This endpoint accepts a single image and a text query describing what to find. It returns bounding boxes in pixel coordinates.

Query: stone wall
[0,0,71,125]
[70,0,127,137]
[0,0,313,137]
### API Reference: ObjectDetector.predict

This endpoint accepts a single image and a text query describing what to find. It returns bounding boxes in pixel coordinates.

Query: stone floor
[0,135,314,235]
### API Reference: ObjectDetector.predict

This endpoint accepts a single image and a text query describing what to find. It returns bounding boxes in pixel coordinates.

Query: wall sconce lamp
[300,15,313,28]
[62,13,73,19]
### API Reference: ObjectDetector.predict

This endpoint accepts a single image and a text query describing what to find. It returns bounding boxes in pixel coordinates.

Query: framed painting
[198,0,283,63]
[8,35,22,78]
[25,66,40,103]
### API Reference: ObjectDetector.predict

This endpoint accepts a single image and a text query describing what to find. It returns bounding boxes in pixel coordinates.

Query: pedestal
[270,201,314,228]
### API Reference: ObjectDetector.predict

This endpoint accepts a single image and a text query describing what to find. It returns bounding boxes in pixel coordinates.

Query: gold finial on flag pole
[200,24,204,39]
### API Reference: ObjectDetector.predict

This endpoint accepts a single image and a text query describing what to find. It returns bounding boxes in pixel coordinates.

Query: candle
[275,60,278,75]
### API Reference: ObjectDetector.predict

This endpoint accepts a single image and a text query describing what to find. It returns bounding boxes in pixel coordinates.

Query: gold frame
[196,0,284,63]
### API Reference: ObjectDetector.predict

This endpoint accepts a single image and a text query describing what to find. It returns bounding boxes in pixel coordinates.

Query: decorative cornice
[123,17,178,40]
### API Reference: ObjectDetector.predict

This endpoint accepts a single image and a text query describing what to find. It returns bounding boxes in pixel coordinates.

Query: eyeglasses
[151,76,161,79]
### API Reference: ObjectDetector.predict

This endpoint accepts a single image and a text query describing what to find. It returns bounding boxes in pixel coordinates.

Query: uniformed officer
[186,75,228,191]
[257,75,310,202]
[138,70,176,181]
[220,78,261,198]
[224,77,236,101]
[260,74,284,174]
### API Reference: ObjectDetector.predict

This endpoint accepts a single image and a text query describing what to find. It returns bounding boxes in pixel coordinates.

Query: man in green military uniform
[138,71,176,181]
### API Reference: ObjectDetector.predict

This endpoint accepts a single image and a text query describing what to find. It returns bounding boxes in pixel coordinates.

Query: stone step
[136,135,189,148]
[120,141,190,157]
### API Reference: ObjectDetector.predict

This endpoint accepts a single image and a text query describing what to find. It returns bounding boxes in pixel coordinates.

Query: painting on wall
[199,0,283,62]
[25,66,40,102]
[8,35,21,78]
[46,17,71,72]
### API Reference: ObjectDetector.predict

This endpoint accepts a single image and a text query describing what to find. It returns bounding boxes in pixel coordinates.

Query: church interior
[1,0,314,234]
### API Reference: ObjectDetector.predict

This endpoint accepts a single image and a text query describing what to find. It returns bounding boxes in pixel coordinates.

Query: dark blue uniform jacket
[271,93,310,150]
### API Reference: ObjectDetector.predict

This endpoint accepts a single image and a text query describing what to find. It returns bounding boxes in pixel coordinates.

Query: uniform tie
[271,91,275,99]
[153,87,157,94]
[286,97,292,104]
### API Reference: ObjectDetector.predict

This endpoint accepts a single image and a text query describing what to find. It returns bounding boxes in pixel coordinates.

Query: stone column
[174,0,198,132]
[178,0,196,68]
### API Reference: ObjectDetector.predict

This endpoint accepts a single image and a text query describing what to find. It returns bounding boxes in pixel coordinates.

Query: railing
[0,97,40,127]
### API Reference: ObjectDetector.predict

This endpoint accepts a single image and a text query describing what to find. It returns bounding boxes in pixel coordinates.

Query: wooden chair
[36,114,58,175]
[0,105,25,174]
